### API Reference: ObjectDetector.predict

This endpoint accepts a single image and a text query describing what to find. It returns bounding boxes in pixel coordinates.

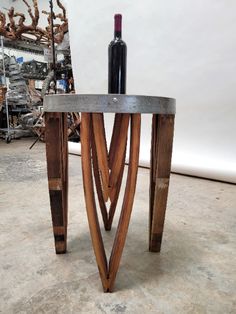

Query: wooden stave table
[44,94,176,292]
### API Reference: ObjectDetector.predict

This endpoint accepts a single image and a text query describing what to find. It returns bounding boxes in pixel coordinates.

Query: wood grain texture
[106,143,126,231]
[91,130,127,231]
[81,113,141,291]
[92,113,110,202]
[149,114,157,247]
[108,114,130,202]
[91,113,129,231]
[149,114,175,252]
[45,112,68,254]
[108,113,141,291]
[81,113,109,292]
[91,123,108,229]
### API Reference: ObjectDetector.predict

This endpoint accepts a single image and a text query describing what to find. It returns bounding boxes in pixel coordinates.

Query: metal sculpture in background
[7,56,31,109]
[0,0,68,45]
[0,1,79,144]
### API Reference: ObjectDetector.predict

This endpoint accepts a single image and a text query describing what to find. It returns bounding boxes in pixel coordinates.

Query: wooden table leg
[90,113,130,232]
[81,113,141,292]
[45,112,68,254]
[91,130,109,229]
[108,113,141,291]
[81,113,109,292]
[149,114,175,252]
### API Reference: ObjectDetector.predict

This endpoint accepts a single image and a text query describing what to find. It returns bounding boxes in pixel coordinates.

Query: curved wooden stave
[108,114,130,202]
[91,130,127,231]
[45,112,68,254]
[91,113,130,231]
[81,113,109,292]
[91,122,108,228]
[106,142,127,231]
[92,113,110,202]
[108,113,141,291]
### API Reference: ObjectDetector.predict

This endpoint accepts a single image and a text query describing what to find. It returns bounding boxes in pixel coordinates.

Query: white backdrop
[66,0,236,183]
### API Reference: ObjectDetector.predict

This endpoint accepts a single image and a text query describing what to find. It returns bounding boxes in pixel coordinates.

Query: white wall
[66,0,236,183]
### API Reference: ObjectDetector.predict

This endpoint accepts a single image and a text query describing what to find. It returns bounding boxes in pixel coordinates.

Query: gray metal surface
[44,94,176,114]
[3,37,46,55]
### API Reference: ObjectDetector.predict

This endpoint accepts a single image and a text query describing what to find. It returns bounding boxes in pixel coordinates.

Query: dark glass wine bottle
[108,14,127,94]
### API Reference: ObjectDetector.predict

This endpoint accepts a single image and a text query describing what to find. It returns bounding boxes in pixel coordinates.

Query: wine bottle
[108,14,127,94]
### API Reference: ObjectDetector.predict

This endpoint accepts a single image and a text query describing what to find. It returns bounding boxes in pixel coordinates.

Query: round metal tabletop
[44,94,176,114]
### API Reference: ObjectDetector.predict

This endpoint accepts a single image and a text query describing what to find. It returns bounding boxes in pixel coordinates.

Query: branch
[42,10,51,26]
[32,0,40,27]
[56,0,66,21]
[0,9,16,39]
[0,11,7,36]
[0,0,67,45]
[22,0,38,28]
[8,7,17,33]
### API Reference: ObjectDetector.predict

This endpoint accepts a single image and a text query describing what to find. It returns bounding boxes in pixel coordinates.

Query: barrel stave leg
[45,112,68,254]
[149,114,175,252]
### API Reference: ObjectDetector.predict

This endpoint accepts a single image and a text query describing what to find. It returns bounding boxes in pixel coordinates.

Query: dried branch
[23,0,40,28]
[0,11,7,37]
[8,7,17,35]
[56,0,66,21]
[0,0,68,46]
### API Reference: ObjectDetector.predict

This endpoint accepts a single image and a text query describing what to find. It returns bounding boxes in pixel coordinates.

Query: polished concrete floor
[0,138,235,314]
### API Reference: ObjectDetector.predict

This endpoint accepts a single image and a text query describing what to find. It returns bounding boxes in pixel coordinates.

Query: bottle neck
[114,14,122,39]
[114,30,122,39]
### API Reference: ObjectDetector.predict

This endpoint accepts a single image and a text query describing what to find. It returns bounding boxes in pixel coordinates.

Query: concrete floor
[0,138,235,314]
